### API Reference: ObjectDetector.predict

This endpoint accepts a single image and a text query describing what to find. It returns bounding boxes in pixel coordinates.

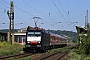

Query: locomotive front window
[35,32,41,34]
[28,32,34,36]
[27,32,41,36]
[28,32,34,34]
[35,32,41,36]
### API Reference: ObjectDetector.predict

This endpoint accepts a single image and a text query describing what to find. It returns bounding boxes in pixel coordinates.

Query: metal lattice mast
[7,1,14,44]
[85,10,88,29]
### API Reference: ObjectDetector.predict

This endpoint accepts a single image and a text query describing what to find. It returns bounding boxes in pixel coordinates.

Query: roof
[11,32,26,35]
[76,26,87,34]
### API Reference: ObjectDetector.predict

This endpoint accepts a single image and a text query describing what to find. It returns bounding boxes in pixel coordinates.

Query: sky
[0,0,90,32]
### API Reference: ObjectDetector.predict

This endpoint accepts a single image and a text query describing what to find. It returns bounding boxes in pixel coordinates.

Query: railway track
[0,53,31,60]
[32,52,67,60]
[39,52,68,60]
[32,45,76,60]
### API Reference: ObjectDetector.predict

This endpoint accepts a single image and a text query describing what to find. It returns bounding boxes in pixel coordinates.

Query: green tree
[78,24,90,55]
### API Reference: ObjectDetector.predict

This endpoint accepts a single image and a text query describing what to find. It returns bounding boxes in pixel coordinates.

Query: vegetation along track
[32,45,76,60]
[0,53,31,60]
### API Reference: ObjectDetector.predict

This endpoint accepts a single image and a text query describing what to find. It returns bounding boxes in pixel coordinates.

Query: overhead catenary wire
[70,0,90,12]
[68,0,89,27]
[22,0,54,22]
[22,0,55,27]
[59,0,77,27]
[2,0,34,16]
[67,0,76,28]
[1,0,52,28]
[1,0,64,28]
[1,0,82,31]
[58,0,79,31]
[29,0,36,3]
[0,2,9,10]
[58,0,67,15]
[51,0,73,31]
[48,0,53,21]
[1,0,36,28]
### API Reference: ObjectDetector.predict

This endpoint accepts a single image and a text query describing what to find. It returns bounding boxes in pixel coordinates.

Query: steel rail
[0,53,31,60]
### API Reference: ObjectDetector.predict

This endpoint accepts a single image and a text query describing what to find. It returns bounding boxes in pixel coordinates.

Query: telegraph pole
[7,1,14,44]
[85,16,86,28]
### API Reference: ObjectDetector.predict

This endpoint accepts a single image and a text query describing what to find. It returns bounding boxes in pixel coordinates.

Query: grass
[1,42,89,60]
[8,56,32,60]
[68,49,90,60]
[0,42,32,60]
[68,49,81,60]
[84,55,90,60]
[0,42,24,57]
[46,46,70,54]
[46,47,90,60]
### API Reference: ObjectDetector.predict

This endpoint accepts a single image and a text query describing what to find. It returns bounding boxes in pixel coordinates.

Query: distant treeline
[0,29,18,32]
[47,30,78,42]
[47,30,77,37]
[0,29,78,42]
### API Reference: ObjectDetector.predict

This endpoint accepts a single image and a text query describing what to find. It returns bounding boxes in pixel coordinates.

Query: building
[6,28,27,45]
[0,26,34,45]
[14,32,26,45]
[0,32,7,41]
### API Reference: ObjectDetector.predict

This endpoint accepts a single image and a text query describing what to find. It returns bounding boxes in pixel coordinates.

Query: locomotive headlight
[38,41,40,43]
[27,42,29,43]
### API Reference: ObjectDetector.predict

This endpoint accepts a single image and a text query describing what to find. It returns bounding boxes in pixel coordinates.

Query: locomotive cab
[24,30,42,52]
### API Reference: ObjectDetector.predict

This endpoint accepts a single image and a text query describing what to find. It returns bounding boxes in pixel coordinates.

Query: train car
[50,34,67,48]
[23,27,67,52]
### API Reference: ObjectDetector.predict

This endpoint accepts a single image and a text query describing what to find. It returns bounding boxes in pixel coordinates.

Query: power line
[51,0,73,31]
[22,0,54,26]
[1,0,79,31]
[22,0,53,21]
[48,0,53,21]
[2,0,34,16]
[51,0,68,23]
[58,0,73,26]
[58,0,67,14]
[0,1,9,10]
[58,0,79,30]
[71,0,90,12]
[29,0,36,3]
[2,0,51,28]
[2,0,54,27]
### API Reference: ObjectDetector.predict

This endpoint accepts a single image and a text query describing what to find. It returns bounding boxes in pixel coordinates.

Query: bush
[0,42,24,57]
[84,55,90,60]
[77,24,90,55]
[69,49,81,60]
